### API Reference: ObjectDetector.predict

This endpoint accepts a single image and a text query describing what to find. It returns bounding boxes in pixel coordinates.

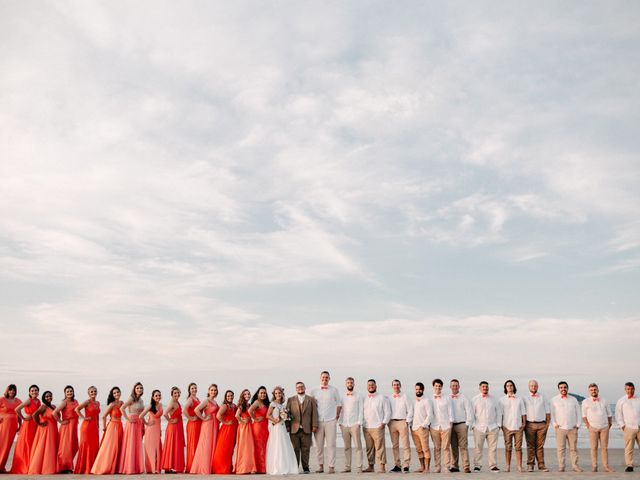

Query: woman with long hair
[53,385,79,473]
[10,384,41,473]
[117,382,145,474]
[73,386,100,473]
[91,386,124,474]
[249,386,270,474]
[235,389,257,474]
[162,386,186,473]
[28,390,59,474]
[183,382,201,472]
[190,384,220,474]
[265,386,298,475]
[212,390,238,474]
[141,389,163,474]
[0,384,21,472]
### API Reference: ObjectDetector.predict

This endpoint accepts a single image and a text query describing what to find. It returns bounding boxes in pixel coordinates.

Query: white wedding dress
[266,402,299,475]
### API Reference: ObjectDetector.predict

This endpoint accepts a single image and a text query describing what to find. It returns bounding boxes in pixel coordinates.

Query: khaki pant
[411,427,431,461]
[314,419,337,468]
[450,423,470,469]
[525,421,548,469]
[502,428,523,466]
[556,427,579,470]
[388,420,411,468]
[430,428,451,471]
[623,427,640,467]
[473,427,499,469]
[340,424,363,470]
[588,426,610,469]
[364,427,386,466]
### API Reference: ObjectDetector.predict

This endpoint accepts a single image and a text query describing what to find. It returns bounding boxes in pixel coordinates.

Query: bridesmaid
[117,382,145,474]
[90,386,124,474]
[249,386,269,474]
[212,390,238,474]
[10,384,41,474]
[28,390,59,475]
[0,384,21,473]
[73,386,100,474]
[54,385,79,473]
[235,389,257,474]
[183,382,201,473]
[162,386,185,473]
[141,389,163,474]
[189,384,220,474]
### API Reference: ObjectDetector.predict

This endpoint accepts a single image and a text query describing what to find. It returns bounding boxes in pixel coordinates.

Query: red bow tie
[368,394,375,398]
[629,396,635,399]
[393,394,400,398]
[321,386,328,390]
[451,394,458,399]
[561,395,567,399]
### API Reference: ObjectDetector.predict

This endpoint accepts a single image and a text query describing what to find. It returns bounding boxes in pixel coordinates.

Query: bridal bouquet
[279,407,291,422]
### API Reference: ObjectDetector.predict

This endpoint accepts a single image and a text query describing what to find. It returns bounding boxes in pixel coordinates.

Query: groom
[287,381,319,473]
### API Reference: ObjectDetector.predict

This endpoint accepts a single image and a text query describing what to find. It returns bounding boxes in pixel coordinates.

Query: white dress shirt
[581,397,611,429]
[616,395,640,429]
[431,394,453,431]
[363,393,391,428]
[550,395,581,429]
[339,391,364,427]
[523,392,550,422]
[471,394,502,432]
[500,395,526,431]
[409,396,433,431]
[310,385,342,422]
[390,392,413,421]
[450,393,474,425]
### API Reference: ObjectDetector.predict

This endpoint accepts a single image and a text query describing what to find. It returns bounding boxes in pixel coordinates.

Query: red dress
[28,407,59,474]
[57,399,79,472]
[235,409,257,474]
[74,401,100,473]
[185,397,201,472]
[252,404,269,473]
[162,402,185,472]
[212,404,238,474]
[0,397,21,472]
[144,406,163,473]
[189,400,220,474]
[91,403,123,474]
[10,397,41,474]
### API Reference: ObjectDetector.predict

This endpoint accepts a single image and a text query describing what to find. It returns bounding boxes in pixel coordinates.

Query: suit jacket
[286,394,319,434]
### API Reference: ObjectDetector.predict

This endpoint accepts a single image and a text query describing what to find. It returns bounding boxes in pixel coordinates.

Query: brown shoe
[328,467,335,474]
[363,465,375,473]
[316,466,324,474]
[342,469,351,473]
[464,467,471,473]
[379,465,386,473]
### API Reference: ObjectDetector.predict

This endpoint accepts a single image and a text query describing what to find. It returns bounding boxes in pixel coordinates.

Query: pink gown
[90,404,123,474]
[161,403,185,473]
[189,400,220,474]
[117,402,145,474]
[10,398,41,474]
[144,406,163,473]
[0,397,21,472]
[57,399,79,472]
[28,407,59,475]
[234,409,257,474]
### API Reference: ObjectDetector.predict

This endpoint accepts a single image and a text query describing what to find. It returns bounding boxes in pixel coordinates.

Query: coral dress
[252,403,269,473]
[185,397,201,472]
[118,401,145,474]
[189,400,220,474]
[57,399,79,472]
[10,397,41,474]
[144,406,163,473]
[0,397,21,472]
[74,401,100,473]
[212,403,238,474]
[161,402,185,472]
[91,403,123,474]
[235,409,257,474]
[28,407,59,474]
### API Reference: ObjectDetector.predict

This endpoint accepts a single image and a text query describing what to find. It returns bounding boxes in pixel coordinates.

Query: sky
[1,0,639,404]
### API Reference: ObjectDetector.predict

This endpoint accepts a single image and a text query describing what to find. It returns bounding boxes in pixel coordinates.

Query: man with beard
[408,382,433,473]
[582,383,613,472]
[362,379,391,473]
[339,377,364,473]
[388,379,412,473]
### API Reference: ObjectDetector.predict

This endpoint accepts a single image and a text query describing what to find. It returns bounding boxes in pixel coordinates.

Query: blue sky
[1,1,639,402]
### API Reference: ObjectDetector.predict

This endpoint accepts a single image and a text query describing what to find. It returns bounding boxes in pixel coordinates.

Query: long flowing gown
[252,403,269,474]
[118,401,145,474]
[189,400,219,474]
[185,398,201,472]
[57,399,79,472]
[28,407,59,475]
[161,403,185,473]
[90,405,124,474]
[144,406,163,473]
[0,397,20,472]
[212,403,238,474]
[235,409,257,474]
[10,398,41,474]
[266,402,299,475]
[74,401,100,474]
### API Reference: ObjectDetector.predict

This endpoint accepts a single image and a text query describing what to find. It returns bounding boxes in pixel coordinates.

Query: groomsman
[523,379,550,472]
[616,382,640,472]
[388,379,413,473]
[362,379,391,473]
[339,377,364,473]
[550,381,583,472]
[582,383,613,472]
[430,379,453,473]
[287,382,319,473]
[310,371,342,473]
[408,382,433,473]
[449,379,473,473]
[471,381,501,472]
[499,380,526,472]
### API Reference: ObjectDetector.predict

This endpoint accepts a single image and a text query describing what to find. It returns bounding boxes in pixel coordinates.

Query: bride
[266,386,299,475]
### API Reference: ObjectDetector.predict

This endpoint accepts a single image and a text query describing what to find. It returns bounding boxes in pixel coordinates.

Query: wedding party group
[0,372,640,476]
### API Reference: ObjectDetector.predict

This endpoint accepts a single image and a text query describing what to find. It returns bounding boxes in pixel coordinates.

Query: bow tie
[321,387,328,390]
[531,394,538,398]
[561,395,567,399]
[393,394,400,398]
[508,396,516,399]
[592,398,600,402]
[482,394,487,398]
[416,398,421,402]
[368,394,375,398]
[346,392,353,396]
[451,394,458,399]
[628,396,635,400]
[434,395,441,399]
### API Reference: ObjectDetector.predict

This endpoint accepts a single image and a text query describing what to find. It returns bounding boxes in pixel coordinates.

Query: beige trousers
[502,428,523,466]
[340,424,363,470]
[555,427,580,470]
[411,427,431,461]
[388,420,411,468]
[450,423,470,469]
[525,421,548,469]
[430,428,451,471]
[314,419,337,468]
[364,427,386,466]
[473,427,499,469]
[588,426,610,468]
[623,427,640,467]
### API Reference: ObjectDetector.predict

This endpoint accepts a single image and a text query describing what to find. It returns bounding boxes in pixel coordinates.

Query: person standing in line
[141,389,163,474]
[235,388,258,474]
[53,385,79,473]
[615,382,640,472]
[286,381,318,474]
[430,379,453,473]
[550,381,583,472]
[73,386,101,474]
[338,377,364,473]
[10,385,41,474]
[190,384,220,474]
[309,371,342,474]
[266,386,299,475]
[582,383,613,472]
[90,386,124,474]
[183,382,201,473]
[28,390,59,475]
[118,382,145,474]
[212,390,239,474]
[162,386,186,473]
[249,386,270,474]
[408,382,432,473]
[388,379,412,473]
[448,379,473,473]
[523,379,550,472]
[499,380,526,472]
[0,384,21,473]
[471,381,501,472]
[362,379,391,473]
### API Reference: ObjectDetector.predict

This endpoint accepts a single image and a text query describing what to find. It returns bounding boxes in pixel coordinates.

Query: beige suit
[287,395,319,471]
